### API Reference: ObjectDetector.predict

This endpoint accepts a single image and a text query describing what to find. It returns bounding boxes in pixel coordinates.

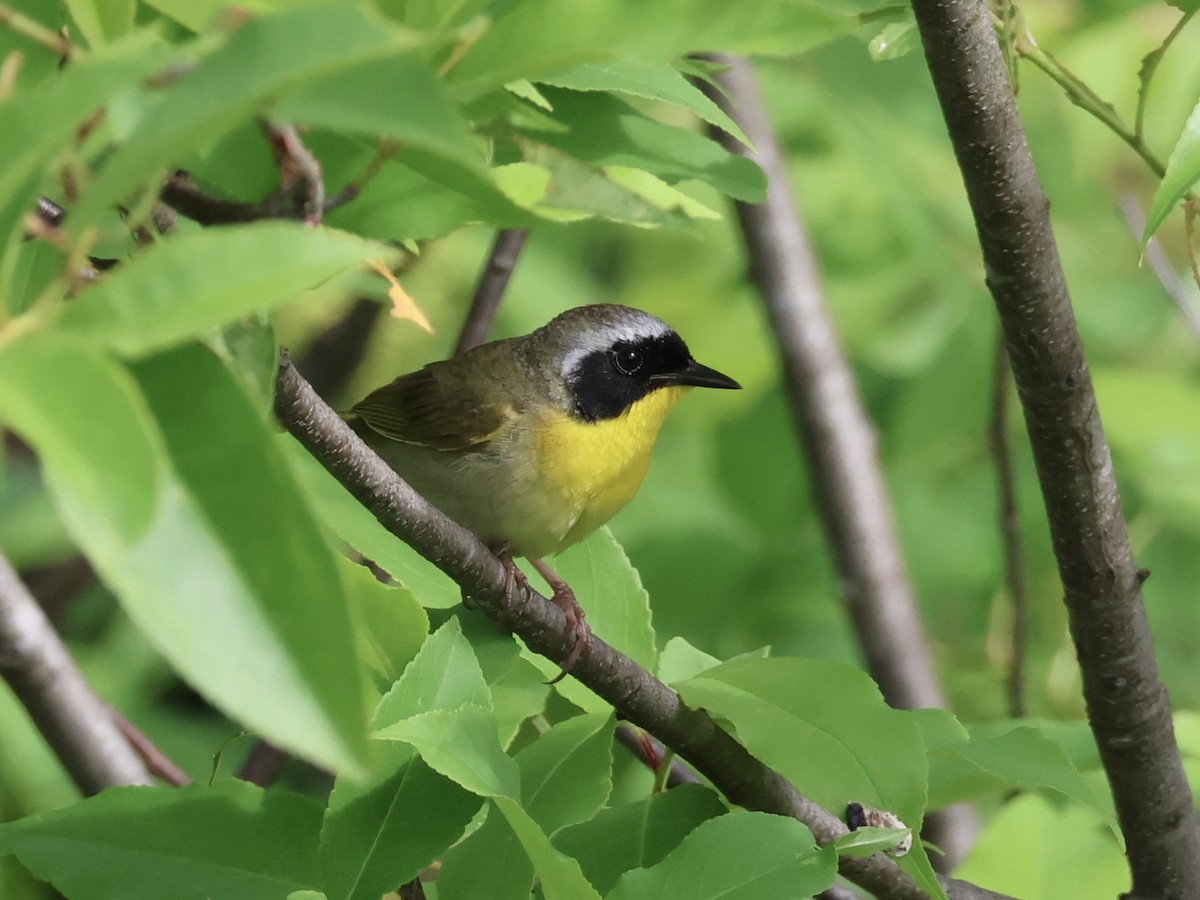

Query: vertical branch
[988,337,1028,719]
[705,55,976,868]
[454,228,529,356]
[1119,196,1200,342]
[704,57,945,713]
[910,0,1200,894]
[0,550,154,794]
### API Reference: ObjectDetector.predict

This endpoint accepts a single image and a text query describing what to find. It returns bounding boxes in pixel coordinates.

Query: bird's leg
[529,557,590,684]
[491,548,590,683]
[492,545,527,599]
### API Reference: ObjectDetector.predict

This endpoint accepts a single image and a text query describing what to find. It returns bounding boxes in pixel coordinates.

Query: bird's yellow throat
[536,385,689,542]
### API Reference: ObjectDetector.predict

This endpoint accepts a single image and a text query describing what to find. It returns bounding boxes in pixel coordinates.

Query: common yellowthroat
[348,304,740,675]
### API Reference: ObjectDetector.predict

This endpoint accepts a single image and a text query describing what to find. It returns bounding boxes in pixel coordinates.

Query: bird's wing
[350,363,516,451]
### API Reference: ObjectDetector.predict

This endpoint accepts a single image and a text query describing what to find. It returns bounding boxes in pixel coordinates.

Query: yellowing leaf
[369,259,433,333]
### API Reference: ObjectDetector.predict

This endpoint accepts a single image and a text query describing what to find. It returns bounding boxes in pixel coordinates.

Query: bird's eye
[612,346,644,376]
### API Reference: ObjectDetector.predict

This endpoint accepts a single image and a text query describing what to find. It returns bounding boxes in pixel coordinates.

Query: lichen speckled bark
[910,0,1200,895]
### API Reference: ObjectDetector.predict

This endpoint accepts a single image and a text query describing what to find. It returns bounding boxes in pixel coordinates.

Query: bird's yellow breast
[535,385,688,548]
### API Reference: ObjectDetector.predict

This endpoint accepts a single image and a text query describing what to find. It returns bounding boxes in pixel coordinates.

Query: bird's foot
[492,551,590,684]
[512,558,586,684]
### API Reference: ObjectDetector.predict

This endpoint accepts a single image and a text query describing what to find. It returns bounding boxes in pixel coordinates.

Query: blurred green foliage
[2,0,1199,898]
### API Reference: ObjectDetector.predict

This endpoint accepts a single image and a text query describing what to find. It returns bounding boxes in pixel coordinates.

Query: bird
[347,304,741,679]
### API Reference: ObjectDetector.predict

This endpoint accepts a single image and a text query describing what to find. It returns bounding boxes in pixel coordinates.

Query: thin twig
[454,228,529,356]
[274,356,1012,900]
[0,49,24,101]
[237,739,291,788]
[1135,8,1195,144]
[0,4,76,58]
[323,140,399,212]
[36,196,66,228]
[988,337,1028,719]
[160,160,376,226]
[0,550,153,794]
[818,887,863,900]
[1184,200,1200,291]
[1017,43,1166,179]
[264,122,326,225]
[111,708,192,786]
[1119,195,1200,342]
[159,173,302,225]
[705,53,978,871]
[911,0,1200,892]
[614,723,702,787]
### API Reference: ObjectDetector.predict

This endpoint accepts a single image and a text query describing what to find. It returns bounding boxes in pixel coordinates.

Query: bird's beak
[653,359,742,390]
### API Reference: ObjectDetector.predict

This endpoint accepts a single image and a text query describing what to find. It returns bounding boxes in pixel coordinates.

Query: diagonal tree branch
[274,356,1012,900]
[910,0,1200,895]
[0,550,154,794]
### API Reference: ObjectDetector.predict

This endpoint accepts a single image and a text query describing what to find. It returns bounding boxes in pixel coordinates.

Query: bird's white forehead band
[559,317,674,380]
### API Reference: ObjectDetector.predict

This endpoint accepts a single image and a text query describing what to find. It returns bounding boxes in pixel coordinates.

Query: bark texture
[910,1,1200,895]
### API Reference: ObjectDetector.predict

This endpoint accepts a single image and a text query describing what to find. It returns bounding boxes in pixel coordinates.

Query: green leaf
[444,0,847,100]
[59,222,393,356]
[937,725,1119,840]
[493,151,693,227]
[0,781,323,900]
[955,794,1130,899]
[274,53,485,174]
[531,88,765,202]
[208,315,278,414]
[373,617,489,724]
[516,713,615,835]
[377,704,519,799]
[7,240,64,318]
[1144,94,1200,242]
[438,804,533,900]
[0,336,367,773]
[284,437,463,610]
[657,636,722,684]
[603,167,722,220]
[606,812,835,900]
[372,618,520,798]
[0,337,158,540]
[676,657,948,900]
[528,528,657,712]
[867,20,919,61]
[460,614,550,747]
[64,0,136,46]
[69,4,423,230]
[538,60,751,147]
[0,455,75,569]
[493,796,602,900]
[320,745,482,900]
[131,344,369,772]
[677,657,926,821]
[339,556,428,692]
[553,784,728,894]
[0,36,178,304]
[833,826,912,858]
